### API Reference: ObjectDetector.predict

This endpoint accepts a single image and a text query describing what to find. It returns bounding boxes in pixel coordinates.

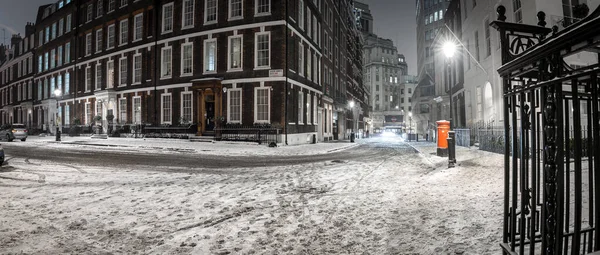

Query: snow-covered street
[0,136,503,254]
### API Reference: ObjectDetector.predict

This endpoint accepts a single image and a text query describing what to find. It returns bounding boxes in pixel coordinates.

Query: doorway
[205,94,215,131]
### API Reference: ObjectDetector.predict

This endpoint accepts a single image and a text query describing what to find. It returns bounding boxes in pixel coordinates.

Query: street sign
[269,69,284,77]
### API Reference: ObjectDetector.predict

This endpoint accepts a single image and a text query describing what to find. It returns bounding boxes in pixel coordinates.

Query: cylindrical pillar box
[436,120,450,156]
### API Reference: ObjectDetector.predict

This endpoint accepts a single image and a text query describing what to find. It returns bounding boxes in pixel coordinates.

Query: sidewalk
[406,141,503,169]
[8,135,360,157]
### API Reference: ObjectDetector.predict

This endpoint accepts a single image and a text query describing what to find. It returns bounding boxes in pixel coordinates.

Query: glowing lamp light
[442,41,457,58]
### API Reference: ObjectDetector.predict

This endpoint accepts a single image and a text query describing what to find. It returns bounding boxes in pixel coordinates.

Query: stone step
[189,136,214,143]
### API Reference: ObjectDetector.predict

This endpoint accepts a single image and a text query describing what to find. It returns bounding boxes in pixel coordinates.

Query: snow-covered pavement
[0,136,503,254]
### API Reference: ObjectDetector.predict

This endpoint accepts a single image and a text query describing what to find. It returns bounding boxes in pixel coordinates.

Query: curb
[326,143,360,153]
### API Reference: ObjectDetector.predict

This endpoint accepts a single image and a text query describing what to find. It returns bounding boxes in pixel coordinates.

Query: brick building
[0,0,364,145]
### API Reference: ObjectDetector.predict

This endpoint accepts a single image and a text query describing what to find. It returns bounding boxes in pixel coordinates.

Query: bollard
[447,131,456,168]
[350,132,355,143]
[55,127,61,142]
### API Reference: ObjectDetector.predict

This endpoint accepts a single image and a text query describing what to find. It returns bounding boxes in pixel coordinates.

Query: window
[484,18,491,57]
[87,4,93,22]
[120,0,127,8]
[229,0,243,20]
[255,87,270,123]
[37,81,42,100]
[39,31,43,46]
[307,93,311,124]
[299,0,304,30]
[119,57,127,86]
[474,30,480,61]
[205,0,217,24]
[228,36,242,70]
[50,49,56,69]
[65,105,70,126]
[227,88,241,123]
[85,33,92,55]
[58,46,63,66]
[85,66,92,91]
[96,102,102,119]
[161,47,172,78]
[133,96,141,124]
[161,93,172,124]
[65,72,70,94]
[95,64,102,90]
[299,43,304,76]
[107,60,114,88]
[162,3,174,33]
[408,88,412,94]
[96,29,102,53]
[298,91,304,123]
[119,19,128,45]
[181,92,192,123]
[133,54,142,84]
[306,48,311,79]
[466,39,471,70]
[108,0,115,12]
[134,14,143,41]
[44,52,49,70]
[477,86,482,119]
[204,39,217,73]
[45,27,50,43]
[97,0,103,17]
[182,0,194,28]
[513,0,522,23]
[181,43,193,75]
[52,22,57,39]
[255,32,270,68]
[119,98,127,123]
[66,14,71,32]
[256,0,271,15]
[85,102,91,125]
[57,74,62,95]
[307,9,312,38]
[38,56,43,72]
[107,24,115,49]
[313,94,317,126]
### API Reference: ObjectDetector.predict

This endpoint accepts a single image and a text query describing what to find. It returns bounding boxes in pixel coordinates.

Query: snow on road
[0,137,503,254]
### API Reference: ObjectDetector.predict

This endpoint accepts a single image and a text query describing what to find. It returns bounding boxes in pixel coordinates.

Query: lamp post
[349,101,355,142]
[54,88,62,141]
[443,41,457,168]
[409,111,412,141]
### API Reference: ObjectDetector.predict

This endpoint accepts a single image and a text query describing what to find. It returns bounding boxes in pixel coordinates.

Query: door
[205,94,215,131]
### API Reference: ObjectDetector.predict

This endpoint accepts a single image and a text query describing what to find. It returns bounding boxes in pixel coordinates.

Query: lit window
[204,39,217,73]
[133,97,141,124]
[107,60,114,88]
[228,36,242,70]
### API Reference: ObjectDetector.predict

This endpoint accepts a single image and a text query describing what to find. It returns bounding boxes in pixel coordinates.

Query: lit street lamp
[54,88,62,141]
[409,111,412,141]
[443,40,457,168]
[349,101,355,142]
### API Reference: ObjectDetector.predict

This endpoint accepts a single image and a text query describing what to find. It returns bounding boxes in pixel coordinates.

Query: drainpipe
[284,0,288,145]
[153,0,160,126]
[73,0,80,123]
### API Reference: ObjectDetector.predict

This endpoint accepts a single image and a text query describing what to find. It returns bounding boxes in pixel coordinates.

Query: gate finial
[537,11,547,27]
[497,5,506,21]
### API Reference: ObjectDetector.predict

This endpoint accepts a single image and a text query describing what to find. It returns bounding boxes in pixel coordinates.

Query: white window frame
[97,0,103,17]
[299,0,304,30]
[161,46,172,78]
[255,0,271,16]
[58,19,64,36]
[313,94,317,126]
[227,88,242,123]
[132,54,142,84]
[96,29,103,53]
[65,72,70,94]
[298,91,304,124]
[181,43,193,76]
[133,13,143,41]
[254,87,270,123]
[227,35,243,71]
[204,0,218,25]
[66,14,72,33]
[203,38,217,74]
[65,105,70,126]
[107,60,114,88]
[307,93,311,124]
[95,64,102,90]
[119,57,127,86]
[133,96,141,124]
[85,33,92,56]
[87,4,93,23]
[162,3,174,34]
[298,43,304,77]
[85,66,92,92]
[228,0,243,21]
[180,92,193,124]
[119,19,128,46]
[107,24,115,49]
[108,0,115,13]
[161,93,172,124]
[85,102,91,125]
[119,97,127,123]
[254,31,271,69]
[182,0,194,29]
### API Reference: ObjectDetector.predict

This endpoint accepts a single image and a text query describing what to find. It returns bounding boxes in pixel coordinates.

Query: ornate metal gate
[492,5,600,255]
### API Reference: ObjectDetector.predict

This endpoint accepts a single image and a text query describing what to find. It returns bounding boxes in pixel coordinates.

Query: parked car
[0,124,28,142]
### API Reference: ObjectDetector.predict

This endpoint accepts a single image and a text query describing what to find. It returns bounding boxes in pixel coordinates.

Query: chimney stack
[25,22,35,37]
[0,44,6,63]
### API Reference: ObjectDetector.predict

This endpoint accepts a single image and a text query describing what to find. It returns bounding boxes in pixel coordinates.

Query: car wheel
[21,138,26,142]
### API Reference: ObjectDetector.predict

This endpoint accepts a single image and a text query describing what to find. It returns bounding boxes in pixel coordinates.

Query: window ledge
[203,71,217,75]
[132,38,142,43]
[118,84,127,88]
[118,43,128,47]
[161,30,173,35]
[132,82,141,85]
[227,16,244,21]
[180,73,193,77]
[160,76,172,80]
[255,13,271,17]
[254,66,271,71]
[227,68,242,73]
[107,10,114,14]
[107,46,114,50]
[181,25,194,30]
[203,21,217,26]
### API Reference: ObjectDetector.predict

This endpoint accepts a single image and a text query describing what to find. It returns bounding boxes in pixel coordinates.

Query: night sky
[0,0,417,75]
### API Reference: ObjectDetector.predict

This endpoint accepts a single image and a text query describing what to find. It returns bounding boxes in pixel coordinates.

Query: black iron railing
[215,126,281,145]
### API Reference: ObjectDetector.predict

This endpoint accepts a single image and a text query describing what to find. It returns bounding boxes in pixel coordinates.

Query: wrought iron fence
[215,126,281,145]
[453,129,471,147]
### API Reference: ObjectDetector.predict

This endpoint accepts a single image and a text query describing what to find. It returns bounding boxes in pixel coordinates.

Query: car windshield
[12,124,25,129]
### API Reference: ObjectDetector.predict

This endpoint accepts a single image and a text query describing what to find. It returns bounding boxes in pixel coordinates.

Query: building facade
[0,0,365,145]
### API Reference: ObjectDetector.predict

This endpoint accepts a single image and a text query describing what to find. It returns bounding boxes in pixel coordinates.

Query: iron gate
[492,5,600,255]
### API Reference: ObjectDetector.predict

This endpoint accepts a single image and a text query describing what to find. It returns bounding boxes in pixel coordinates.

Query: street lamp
[443,41,456,129]
[349,101,355,142]
[409,111,412,141]
[54,88,62,141]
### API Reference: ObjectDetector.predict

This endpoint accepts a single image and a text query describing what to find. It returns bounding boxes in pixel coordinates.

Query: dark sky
[0,0,417,75]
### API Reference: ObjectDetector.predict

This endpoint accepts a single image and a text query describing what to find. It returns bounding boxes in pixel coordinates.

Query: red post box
[436,120,450,156]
